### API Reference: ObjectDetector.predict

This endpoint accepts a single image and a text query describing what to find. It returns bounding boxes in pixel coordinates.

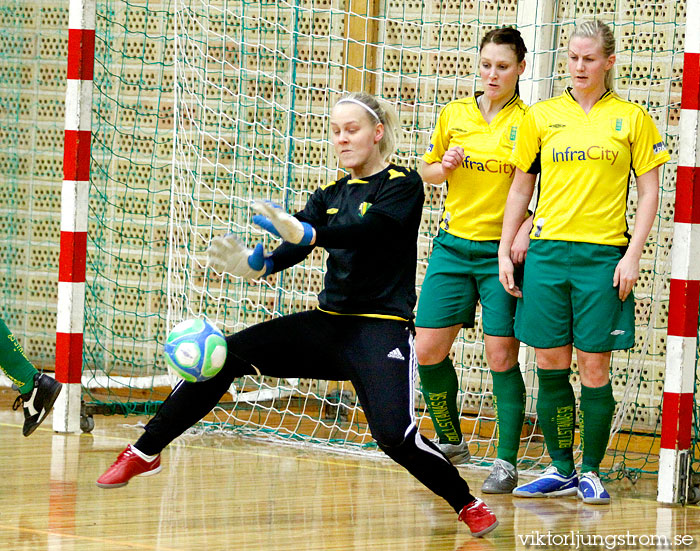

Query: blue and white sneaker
[512,466,578,498]
[577,471,610,504]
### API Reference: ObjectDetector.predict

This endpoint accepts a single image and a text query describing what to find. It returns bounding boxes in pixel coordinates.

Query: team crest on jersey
[358,202,371,216]
[610,117,624,132]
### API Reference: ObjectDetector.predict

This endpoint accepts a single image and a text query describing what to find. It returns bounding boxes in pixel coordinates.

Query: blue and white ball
[164,318,227,382]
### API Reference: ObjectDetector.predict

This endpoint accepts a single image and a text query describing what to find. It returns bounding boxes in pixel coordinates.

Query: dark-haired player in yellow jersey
[499,20,670,504]
[415,27,536,494]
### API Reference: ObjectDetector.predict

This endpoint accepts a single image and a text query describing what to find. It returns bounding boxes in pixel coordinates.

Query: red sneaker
[96,445,162,489]
[458,498,499,537]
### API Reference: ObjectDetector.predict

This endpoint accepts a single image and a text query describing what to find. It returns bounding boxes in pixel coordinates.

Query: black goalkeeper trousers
[136,309,474,513]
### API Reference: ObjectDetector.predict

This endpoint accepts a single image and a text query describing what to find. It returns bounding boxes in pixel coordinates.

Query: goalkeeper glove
[206,234,272,279]
[252,201,315,246]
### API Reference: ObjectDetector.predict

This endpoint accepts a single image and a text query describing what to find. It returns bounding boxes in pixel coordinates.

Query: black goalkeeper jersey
[286,164,424,320]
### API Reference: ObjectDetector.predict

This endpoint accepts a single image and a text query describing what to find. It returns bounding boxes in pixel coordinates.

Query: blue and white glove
[252,201,315,246]
[206,234,272,279]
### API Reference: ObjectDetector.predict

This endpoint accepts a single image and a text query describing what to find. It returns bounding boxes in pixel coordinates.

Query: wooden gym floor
[1,406,700,551]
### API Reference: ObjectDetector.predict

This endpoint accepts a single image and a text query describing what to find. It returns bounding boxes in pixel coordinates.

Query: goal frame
[55,0,700,505]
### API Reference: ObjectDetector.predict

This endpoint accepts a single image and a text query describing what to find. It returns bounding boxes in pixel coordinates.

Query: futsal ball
[164,318,227,382]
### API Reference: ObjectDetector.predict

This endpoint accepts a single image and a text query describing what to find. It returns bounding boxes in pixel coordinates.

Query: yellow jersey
[423,93,528,241]
[510,88,670,246]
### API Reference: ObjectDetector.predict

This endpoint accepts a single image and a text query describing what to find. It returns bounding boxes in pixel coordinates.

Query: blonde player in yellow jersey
[416,27,535,494]
[498,20,670,504]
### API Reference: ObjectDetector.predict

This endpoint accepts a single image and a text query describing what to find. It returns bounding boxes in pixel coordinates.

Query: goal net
[0,0,692,477]
[165,0,688,476]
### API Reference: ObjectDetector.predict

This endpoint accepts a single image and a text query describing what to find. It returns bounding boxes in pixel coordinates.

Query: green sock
[418,356,462,444]
[491,363,525,467]
[0,318,38,394]
[536,368,575,475]
[580,382,615,474]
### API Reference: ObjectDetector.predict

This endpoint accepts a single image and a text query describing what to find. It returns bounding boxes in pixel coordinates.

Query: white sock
[130,444,158,462]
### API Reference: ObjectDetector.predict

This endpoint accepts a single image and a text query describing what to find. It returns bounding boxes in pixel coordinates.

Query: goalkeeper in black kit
[96,92,499,538]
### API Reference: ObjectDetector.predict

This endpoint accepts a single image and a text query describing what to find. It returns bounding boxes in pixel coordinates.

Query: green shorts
[515,240,635,352]
[416,231,516,337]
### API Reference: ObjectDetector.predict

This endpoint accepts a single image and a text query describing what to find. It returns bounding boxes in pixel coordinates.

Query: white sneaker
[437,438,471,465]
[482,458,518,493]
